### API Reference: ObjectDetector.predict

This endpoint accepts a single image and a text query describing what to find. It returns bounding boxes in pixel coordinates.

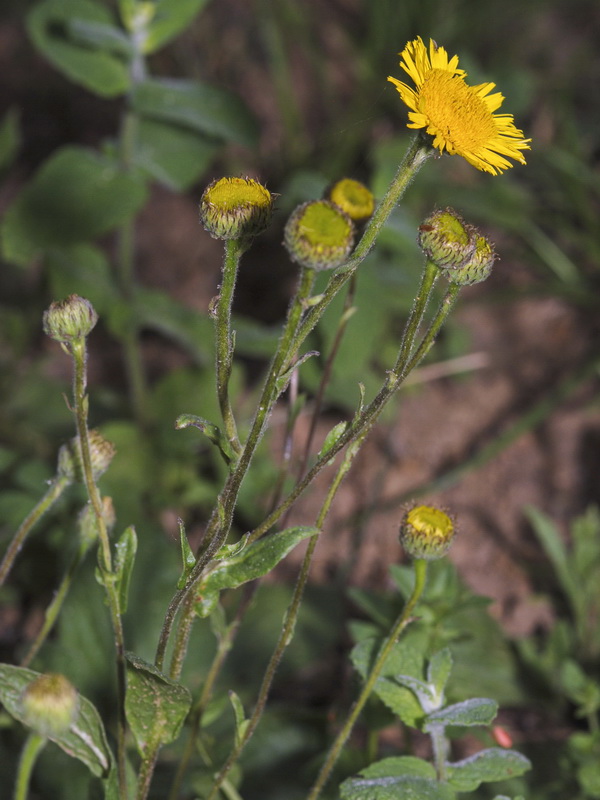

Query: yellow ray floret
[388,37,531,175]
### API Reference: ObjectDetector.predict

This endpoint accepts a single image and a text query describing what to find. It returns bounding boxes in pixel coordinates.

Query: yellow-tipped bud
[21,673,79,738]
[418,209,475,270]
[400,504,456,560]
[327,178,375,224]
[200,176,274,240]
[57,430,116,483]
[284,200,354,271]
[43,295,98,344]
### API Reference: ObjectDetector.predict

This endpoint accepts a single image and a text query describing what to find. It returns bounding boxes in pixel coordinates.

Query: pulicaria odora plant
[0,36,531,800]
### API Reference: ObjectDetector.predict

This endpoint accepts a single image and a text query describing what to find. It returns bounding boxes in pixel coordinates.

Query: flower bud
[418,209,475,270]
[400,504,455,560]
[21,673,79,738]
[327,178,375,224]
[200,176,274,240]
[446,234,496,286]
[43,295,98,344]
[57,430,116,483]
[284,200,354,271]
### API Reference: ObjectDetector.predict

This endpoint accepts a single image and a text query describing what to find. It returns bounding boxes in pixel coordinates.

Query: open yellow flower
[388,37,531,175]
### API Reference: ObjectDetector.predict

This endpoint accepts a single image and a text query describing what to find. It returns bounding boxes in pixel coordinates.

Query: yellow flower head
[388,37,531,175]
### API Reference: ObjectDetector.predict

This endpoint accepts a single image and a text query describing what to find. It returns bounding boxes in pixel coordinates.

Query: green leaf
[142,0,209,53]
[350,624,429,727]
[424,698,498,730]
[228,690,249,748]
[175,413,236,468]
[340,757,454,800]
[195,527,318,617]
[318,421,349,462]
[427,648,453,699]
[0,663,112,778]
[446,748,531,791]
[125,653,192,753]
[27,0,131,97]
[134,118,218,191]
[0,108,20,172]
[114,526,137,614]
[1,146,147,266]
[132,78,258,147]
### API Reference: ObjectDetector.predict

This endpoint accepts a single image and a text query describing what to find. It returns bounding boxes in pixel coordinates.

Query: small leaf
[177,518,196,589]
[424,698,498,730]
[175,413,236,467]
[427,648,453,698]
[114,526,137,614]
[1,146,146,266]
[228,690,249,748]
[27,0,131,97]
[195,527,318,617]
[125,654,192,754]
[318,421,349,463]
[132,78,258,147]
[0,664,112,778]
[446,747,531,791]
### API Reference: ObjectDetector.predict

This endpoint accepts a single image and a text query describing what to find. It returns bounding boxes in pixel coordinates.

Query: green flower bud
[43,295,98,344]
[327,178,375,224]
[447,234,496,286]
[418,209,475,270]
[21,673,79,738]
[400,504,456,560]
[57,430,116,483]
[284,200,354,271]
[200,176,274,240]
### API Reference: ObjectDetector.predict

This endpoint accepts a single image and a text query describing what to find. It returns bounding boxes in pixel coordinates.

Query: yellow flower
[388,37,531,175]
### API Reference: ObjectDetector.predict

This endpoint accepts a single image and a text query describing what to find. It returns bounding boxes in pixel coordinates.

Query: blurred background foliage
[0,0,599,797]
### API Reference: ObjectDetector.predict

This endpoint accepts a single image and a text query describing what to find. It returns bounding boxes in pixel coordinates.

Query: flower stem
[13,733,46,800]
[70,338,128,797]
[154,266,317,673]
[307,558,428,800]
[206,437,362,800]
[215,239,245,454]
[0,476,70,587]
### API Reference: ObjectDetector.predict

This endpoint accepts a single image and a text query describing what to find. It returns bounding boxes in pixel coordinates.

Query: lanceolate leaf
[125,654,192,754]
[0,664,112,778]
[195,527,318,617]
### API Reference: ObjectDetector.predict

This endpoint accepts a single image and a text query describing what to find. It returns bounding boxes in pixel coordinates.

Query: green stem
[167,591,252,800]
[287,136,432,365]
[207,437,361,800]
[155,266,316,673]
[247,275,455,546]
[307,558,428,800]
[429,722,449,781]
[215,239,245,454]
[70,338,127,797]
[0,476,70,587]
[13,733,46,800]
